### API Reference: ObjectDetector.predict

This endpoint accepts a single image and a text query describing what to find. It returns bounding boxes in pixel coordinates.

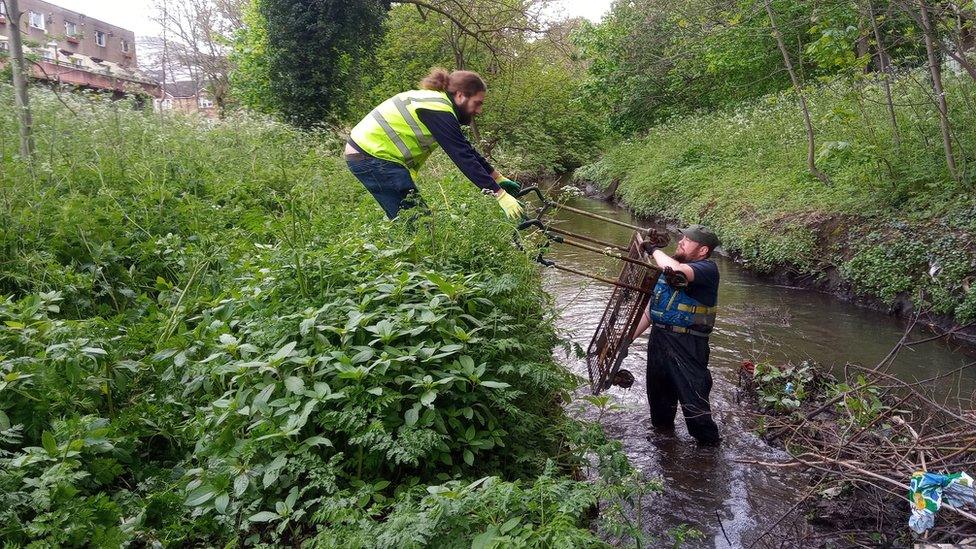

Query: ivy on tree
[259,0,390,127]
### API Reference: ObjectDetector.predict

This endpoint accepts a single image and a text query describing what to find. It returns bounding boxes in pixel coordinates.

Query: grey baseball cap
[679,224,720,250]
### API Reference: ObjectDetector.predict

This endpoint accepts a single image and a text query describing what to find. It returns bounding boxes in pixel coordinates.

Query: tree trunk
[868,0,901,148]
[918,0,959,180]
[7,0,34,160]
[763,0,832,186]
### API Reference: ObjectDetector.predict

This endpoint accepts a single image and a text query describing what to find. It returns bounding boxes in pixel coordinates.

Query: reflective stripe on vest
[648,276,717,335]
[350,90,456,177]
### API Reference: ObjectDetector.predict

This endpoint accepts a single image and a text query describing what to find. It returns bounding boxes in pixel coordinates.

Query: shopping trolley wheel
[612,368,635,389]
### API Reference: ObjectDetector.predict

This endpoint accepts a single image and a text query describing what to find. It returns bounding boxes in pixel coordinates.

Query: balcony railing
[37,56,157,86]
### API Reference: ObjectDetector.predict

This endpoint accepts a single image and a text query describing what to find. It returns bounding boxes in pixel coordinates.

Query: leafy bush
[0,85,638,545]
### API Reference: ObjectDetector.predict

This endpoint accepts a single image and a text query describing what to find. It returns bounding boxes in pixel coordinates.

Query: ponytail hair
[419,67,486,96]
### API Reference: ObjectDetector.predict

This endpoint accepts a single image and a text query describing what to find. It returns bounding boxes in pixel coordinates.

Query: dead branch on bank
[736,318,976,547]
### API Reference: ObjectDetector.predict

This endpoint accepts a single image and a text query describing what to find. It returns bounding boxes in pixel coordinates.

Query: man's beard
[673,250,688,262]
[456,109,473,126]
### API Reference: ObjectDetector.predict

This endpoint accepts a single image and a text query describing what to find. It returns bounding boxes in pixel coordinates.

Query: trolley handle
[514,186,548,203]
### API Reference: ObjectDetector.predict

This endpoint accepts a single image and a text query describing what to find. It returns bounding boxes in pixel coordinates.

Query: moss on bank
[576,74,976,325]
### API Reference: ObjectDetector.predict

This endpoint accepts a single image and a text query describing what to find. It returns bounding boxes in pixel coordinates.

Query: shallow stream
[542,194,976,547]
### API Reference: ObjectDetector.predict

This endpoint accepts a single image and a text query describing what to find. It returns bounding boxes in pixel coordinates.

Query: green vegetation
[576,73,976,323]
[575,0,813,134]
[747,360,888,431]
[0,86,643,545]
[232,1,603,177]
[241,0,387,126]
[573,0,925,135]
[358,5,603,176]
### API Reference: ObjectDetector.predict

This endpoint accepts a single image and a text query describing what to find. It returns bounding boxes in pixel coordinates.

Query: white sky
[46,0,614,40]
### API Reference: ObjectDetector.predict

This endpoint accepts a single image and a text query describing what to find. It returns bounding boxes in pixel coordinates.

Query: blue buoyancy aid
[648,276,718,337]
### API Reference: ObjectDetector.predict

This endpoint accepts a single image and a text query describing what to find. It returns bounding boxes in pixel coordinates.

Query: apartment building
[0,0,160,97]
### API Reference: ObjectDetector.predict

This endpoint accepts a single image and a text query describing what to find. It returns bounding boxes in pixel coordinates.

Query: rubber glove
[495,190,524,219]
[497,177,521,196]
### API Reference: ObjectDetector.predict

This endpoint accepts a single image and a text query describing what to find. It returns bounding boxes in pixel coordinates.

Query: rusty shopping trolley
[513,187,667,395]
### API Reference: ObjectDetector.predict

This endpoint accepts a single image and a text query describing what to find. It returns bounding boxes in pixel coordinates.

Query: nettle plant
[159,241,573,541]
[752,361,815,412]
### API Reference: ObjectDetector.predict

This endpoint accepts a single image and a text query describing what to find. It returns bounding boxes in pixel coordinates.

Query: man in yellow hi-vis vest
[344,68,524,220]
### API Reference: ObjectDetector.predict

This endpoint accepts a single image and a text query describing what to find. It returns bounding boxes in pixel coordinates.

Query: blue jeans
[346,155,424,220]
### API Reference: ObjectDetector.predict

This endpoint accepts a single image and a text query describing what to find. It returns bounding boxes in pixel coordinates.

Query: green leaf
[0,411,9,431]
[471,526,499,549]
[351,348,374,364]
[284,376,305,394]
[463,449,474,466]
[254,384,275,408]
[185,486,216,507]
[300,317,316,336]
[4,320,24,329]
[234,473,249,496]
[249,511,280,522]
[302,436,332,448]
[480,380,510,389]
[405,405,419,427]
[500,516,521,534]
[271,341,297,362]
[41,431,57,455]
[420,390,437,407]
[263,454,288,488]
[214,493,230,514]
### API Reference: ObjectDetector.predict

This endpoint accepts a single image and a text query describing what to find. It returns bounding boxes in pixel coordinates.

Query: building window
[120,39,129,53]
[65,21,78,37]
[41,49,54,62]
[0,3,7,16]
[95,30,106,47]
[0,42,8,52]
[28,11,46,31]
[198,97,214,109]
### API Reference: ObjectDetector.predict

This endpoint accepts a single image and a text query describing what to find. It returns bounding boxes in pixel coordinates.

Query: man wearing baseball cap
[631,224,721,445]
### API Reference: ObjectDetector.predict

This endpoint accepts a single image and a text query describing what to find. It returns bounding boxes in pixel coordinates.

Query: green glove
[495,190,524,219]
[497,177,521,196]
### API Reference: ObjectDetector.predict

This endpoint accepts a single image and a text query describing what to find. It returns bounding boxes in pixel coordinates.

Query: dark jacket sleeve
[416,109,500,193]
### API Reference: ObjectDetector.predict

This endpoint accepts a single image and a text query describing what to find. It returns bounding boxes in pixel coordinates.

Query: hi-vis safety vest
[648,275,718,337]
[349,89,457,180]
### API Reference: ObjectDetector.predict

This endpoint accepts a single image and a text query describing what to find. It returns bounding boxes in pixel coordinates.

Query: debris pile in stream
[735,319,976,547]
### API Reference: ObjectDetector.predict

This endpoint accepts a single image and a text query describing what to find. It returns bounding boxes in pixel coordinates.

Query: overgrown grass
[0,86,642,546]
[576,72,976,323]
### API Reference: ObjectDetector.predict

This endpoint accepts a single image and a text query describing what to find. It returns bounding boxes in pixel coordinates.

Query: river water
[542,194,976,547]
